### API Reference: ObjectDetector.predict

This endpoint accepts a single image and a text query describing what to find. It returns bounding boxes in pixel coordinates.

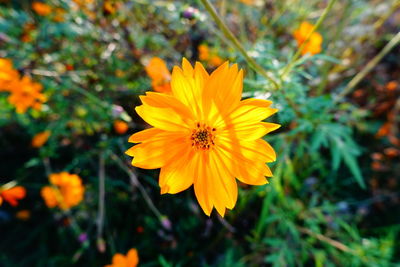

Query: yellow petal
[135,105,190,132]
[171,63,205,118]
[159,150,197,194]
[193,153,213,216]
[126,136,188,169]
[219,98,277,129]
[220,122,281,141]
[128,128,165,143]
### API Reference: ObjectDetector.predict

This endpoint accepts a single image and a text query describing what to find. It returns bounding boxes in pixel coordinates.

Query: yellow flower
[105,248,139,267]
[32,2,52,16]
[0,58,19,92]
[126,59,280,217]
[41,172,85,210]
[0,185,26,207]
[32,130,51,148]
[293,22,323,55]
[145,57,172,93]
[7,76,46,113]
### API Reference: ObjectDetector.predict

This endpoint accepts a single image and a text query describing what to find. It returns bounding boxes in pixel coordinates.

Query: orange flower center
[191,123,216,150]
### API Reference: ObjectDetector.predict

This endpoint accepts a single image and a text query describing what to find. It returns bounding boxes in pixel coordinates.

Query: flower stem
[280,0,337,79]
[199,0,279,90]
[335,30,400,103]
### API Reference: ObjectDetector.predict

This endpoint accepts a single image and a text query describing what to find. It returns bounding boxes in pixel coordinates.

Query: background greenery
[0,0,399,266]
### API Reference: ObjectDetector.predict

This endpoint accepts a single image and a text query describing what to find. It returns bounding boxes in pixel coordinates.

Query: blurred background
[0,0,399,266]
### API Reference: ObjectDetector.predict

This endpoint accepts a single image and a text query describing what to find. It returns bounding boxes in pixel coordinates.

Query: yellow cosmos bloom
[126,59,280,217]
[293,22,323,55]
[104,248,139,267]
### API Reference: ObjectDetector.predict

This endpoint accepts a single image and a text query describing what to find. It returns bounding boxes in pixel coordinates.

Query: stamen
[191,123,216,150]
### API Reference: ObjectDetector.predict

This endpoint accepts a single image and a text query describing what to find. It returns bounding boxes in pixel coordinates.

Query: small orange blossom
[105,248,139,267]
[32,2,52,16]
[0,185,26,207]
[32,130,51,148]
[41,172,85,210]
[145,57,172,93]
[293,22,323,55]
[114,120,129,135]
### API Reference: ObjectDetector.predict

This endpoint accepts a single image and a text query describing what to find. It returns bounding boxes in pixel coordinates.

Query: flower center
[191,123,216,150]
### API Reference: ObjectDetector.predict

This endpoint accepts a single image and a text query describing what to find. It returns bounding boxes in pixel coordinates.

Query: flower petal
[135,105,190,132]
[217,98,277,129]
[159,150,197,194]
[126,134,188,169]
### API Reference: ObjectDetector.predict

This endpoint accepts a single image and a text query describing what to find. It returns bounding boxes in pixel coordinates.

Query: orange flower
[386,81,398,91]
[32,2,52,16]
[16,210,31,220]
[32,130,51,148]
[0,186,26,207]
[209,55,224,68]
[105,248,139,267]
[198,44,210,61]
[114,120,129,135]
[376,122,391,138]
[0,58,19,92]
[7,76,46,113]
[53,8,66,22]
[41,172,85,210]
[21,23,36,43]
[103,1,119,15]
[126,59,279,217]
[293,22,323,55]
[384,147,400,157]
[145,57,172,93]
[197,44,224,67]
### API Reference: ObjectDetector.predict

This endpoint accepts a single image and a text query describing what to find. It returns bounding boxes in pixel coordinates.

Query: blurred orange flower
[103,1,119,15]
[16,210,31,220]
[0,185,26,207]
[32,2,52,16]
[114,120,129,135]
[53,8,66,22]
[386,81,398,91]
[197,44,224,67]
[41,172,85,210]
[105,248,139,267]
[21,23,36,43]
[198,44,210,61]
[7,76,47,113]
[126,59,279,217]
[145,57,172,93]
[0,58,19,91]
[32,130,51,148]
[293,22,323,55]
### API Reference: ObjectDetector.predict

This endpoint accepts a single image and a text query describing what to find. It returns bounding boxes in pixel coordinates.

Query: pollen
[191,123,216,150]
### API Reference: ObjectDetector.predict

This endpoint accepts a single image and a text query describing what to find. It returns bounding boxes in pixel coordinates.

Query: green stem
[335,31,400,103]
[199,0,279,90]
[280,0,337,79]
